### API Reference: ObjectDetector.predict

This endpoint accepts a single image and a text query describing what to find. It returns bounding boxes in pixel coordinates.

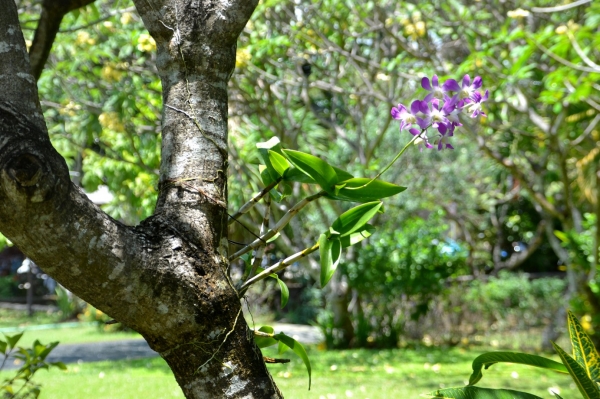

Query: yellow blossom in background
[568,19,580,32]
[101,64,124,83]
[99,112,125,132]
[555,25,568,35]
[76,31,96,45]
[415,21,426,37]
[581,314,594,333]
[137,33,156,52]
[120,12,133,25]
[59,100,80,117]
[507,9,530,19]
[236,47,252,68]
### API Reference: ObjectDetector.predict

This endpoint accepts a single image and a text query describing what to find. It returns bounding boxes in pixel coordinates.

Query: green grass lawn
[0,309,582,398]
[0,308,64,328]
[1,346,580,399]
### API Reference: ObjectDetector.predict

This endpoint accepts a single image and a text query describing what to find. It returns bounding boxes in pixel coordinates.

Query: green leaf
[331,201,383,238]
[273,332,311,390]
[552,341,600,399]
[425,386,543,399]
[50,361,67,371]
[330,178,406,202]
[332,167,354,182]
[259,165,283,203]
[282,149,338,193]
[319,233,333,287]
[468,351,568,385]
[568,310,600,382]
[552,393,563,399]
[282,167,317,184]
[257,137,286,181]
[254,326,278,349]
[4,332,23,350]
[276,277,289,308]
[553,230,570,243]
[0,340,7,355]
[278,340,289,355]
[340,224,375,248]
[268,150,290,177]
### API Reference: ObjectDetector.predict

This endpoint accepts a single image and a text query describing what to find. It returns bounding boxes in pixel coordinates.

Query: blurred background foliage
[4,0,600,350]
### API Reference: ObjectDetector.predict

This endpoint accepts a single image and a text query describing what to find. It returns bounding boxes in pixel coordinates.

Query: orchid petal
[421,77,432,90]
[443,79,460,92]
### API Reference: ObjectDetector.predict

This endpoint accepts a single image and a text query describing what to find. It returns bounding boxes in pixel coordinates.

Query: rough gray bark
[0,0,283,397]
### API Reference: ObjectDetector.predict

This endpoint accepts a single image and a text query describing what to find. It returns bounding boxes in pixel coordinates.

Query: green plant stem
[228,191,326,262]
[346,128,425,190]
[239,243,320,294]
[228,177,282,225]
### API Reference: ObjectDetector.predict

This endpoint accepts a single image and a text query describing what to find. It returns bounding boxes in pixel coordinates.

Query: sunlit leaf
[331,201,382,238]
[329,178,406,202]
[552,342,600,399]
[282,149,338,193]
[4,332,23,350]
[340,224,375,248]
[254,326,277,349]
[468,351,568,385]
[276,277,289,308]
[319,233,333,287]
[268,150,290,177]
[425,386,543,399]
[568,310,600,382]
[273,332,311,389]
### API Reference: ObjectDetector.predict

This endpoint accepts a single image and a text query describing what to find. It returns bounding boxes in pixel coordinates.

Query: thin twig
[228,177,281,225]
[239,243,319,292]
[228,191,327,262]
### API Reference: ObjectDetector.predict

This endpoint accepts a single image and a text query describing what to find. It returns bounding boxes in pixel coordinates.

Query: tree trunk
[0,0,284,397]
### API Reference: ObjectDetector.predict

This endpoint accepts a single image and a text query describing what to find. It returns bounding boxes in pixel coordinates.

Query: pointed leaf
[330,178,406,202]
[331,201,382,237]
[254,326,278,349]
[552,341,600,399]
[257,138,285,181]
[268,150,290,177]
[469,351,568,385]
[278,340,289,355]
[0,340,7,355]
[276,277,289,308]
[340,225,375,248]
[259,165,283,203]
[552,393,563,399]
[326,238,342,288]
[319,233,333,287]
[50,361,67,371]
[332,167,354,182]
[4,332,23,350]
[282,149,338,193]
[274,332,311,390]
[282,167,317,184]
[568,310,600,382]
[425,386,543,399]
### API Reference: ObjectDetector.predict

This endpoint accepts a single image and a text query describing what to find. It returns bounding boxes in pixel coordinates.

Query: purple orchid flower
[465,90,489,118]
[418,97,456,128]
[391,100,422,130]
[435,123,454,150]
[459,74,483,100]
[422,75,460,101]
[409,128,433,151]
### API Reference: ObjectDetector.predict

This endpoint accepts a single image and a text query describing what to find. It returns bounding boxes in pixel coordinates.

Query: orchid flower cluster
[391,74,489,150]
